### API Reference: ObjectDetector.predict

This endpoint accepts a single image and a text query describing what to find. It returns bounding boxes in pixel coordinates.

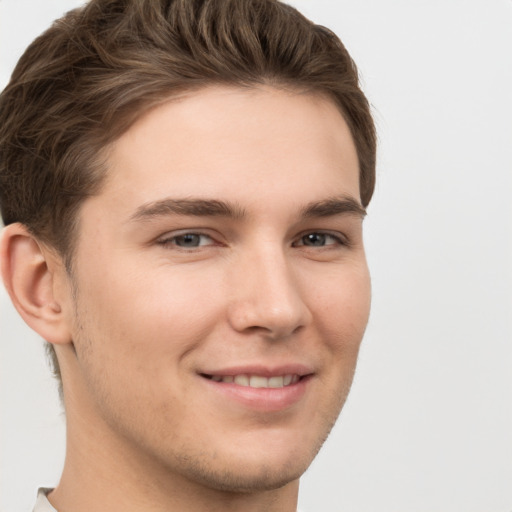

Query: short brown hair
[0,0,376,385]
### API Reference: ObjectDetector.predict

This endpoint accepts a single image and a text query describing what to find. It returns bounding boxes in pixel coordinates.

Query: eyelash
[157,230,349,250]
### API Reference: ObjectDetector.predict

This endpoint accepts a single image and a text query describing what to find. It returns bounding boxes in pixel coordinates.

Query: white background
[1,1,511,511]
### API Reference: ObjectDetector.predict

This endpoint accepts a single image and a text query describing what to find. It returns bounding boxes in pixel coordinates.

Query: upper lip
[199,364,314,378]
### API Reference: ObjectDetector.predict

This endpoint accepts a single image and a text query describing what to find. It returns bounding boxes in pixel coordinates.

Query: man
[0,0,376,510]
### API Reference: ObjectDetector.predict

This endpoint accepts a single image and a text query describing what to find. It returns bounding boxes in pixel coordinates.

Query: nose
[226,248,312,340]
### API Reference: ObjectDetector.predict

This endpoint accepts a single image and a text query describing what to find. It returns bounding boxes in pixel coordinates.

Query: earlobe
[0,223,72,345]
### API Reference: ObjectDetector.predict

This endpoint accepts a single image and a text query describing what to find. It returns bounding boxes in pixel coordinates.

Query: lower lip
[201,376,312,412]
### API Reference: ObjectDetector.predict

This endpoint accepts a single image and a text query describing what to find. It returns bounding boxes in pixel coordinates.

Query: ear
[1,223,72,345]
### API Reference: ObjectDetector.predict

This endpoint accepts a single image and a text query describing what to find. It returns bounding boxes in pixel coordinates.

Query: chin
[180,458,307,494]
[166,426,331,494]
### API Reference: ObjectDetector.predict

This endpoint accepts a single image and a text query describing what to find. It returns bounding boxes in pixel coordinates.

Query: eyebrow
[300,196,367,219]
[128,195,366,223]
[129,198,246,222]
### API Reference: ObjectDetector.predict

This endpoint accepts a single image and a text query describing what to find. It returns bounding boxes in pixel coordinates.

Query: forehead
[87,85,360,221]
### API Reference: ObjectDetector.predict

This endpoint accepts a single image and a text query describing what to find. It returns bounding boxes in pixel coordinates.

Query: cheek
[73,261,226,367]
[67,266,215,424]
[315,268,370,409]
[309,263,371,348]
[132,267,226,347]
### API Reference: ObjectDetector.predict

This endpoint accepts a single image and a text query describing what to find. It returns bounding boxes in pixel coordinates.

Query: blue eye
[160,233,214,248]
[295,232,343,247]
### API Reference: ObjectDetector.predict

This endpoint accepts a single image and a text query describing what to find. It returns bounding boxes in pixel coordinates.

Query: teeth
[249,375,268,388]
[210,374,300,388]
[234,375,249,386]
[268,376,284,388]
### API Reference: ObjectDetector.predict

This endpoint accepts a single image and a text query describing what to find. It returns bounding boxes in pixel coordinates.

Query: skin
[2,85,371,512]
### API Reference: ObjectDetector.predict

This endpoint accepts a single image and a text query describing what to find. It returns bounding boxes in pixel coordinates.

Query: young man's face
[57,86,371,492]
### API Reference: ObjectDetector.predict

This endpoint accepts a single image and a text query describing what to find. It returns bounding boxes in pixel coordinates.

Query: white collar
[33,488,57,512]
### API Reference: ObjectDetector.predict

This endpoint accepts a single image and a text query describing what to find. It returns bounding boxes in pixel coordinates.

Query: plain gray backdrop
[1,1,511,511]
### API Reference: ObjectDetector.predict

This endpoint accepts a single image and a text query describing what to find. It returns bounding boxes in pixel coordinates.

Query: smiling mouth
[201,374,302,388]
